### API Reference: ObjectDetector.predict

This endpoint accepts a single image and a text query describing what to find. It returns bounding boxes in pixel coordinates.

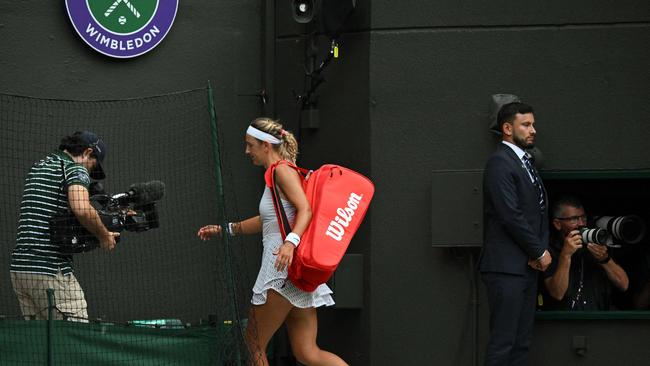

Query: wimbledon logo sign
[65,0,178,58]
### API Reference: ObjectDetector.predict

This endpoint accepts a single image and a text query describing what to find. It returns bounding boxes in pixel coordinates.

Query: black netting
[0,90,253,365]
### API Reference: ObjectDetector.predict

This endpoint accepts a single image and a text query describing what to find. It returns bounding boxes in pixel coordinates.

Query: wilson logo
[325,193,364,241]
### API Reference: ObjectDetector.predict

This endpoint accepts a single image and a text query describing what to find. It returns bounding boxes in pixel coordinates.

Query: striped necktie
[523,153,545,210]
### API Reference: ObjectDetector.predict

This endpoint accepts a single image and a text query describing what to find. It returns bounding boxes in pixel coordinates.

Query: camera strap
[59,159,71,210]
[570,256,586,309]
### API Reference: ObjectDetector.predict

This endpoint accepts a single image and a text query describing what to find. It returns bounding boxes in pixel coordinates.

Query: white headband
[247,125,283,144]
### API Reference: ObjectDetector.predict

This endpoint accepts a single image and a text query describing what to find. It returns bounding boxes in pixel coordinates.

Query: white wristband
[285,232,301,247]
[227,222,236,237]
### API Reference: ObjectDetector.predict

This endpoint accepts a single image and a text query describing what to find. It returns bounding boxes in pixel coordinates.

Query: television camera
[50,180,165,253]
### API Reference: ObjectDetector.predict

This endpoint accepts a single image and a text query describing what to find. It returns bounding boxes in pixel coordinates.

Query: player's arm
[197,216,261,240]
[231,216,262,235]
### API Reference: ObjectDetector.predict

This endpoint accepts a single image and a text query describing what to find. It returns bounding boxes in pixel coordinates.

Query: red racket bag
[265,161,374,292]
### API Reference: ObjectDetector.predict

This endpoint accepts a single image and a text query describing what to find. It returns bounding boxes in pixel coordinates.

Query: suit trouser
[11,271,88,322]
[482,271,538,366]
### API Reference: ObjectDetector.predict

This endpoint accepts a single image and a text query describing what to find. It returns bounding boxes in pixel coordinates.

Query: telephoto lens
[579,227,608,246]
[595,215,646,245]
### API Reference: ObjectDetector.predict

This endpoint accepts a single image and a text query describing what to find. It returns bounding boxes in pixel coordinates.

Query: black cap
[77,131,107,180]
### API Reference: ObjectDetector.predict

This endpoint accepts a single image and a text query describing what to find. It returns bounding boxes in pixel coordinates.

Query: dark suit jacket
[479,143,549,275]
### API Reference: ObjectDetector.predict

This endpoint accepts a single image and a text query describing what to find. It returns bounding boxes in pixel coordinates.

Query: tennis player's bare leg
[245,290,293,366]
[286,307,348,366]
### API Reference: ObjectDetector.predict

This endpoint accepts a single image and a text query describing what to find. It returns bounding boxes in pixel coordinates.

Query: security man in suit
[479,102,551,366]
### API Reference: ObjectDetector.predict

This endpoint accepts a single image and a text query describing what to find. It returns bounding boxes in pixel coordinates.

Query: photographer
[543,196,629,310]
[10,131,119,322]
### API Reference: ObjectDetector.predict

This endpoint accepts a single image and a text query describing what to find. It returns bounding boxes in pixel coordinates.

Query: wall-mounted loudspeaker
[291,0,356,37]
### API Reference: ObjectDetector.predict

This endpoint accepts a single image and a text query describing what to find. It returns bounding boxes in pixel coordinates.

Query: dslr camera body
[578,227,608,246]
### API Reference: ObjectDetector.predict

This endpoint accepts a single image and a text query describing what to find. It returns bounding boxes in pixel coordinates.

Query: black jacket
[479,144,549,275]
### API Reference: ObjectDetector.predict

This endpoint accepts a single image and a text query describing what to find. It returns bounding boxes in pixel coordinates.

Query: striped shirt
[11,151,91,276]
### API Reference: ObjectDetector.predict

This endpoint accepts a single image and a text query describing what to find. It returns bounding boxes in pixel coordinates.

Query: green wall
[273,0,650,365]
[2,0,650,365]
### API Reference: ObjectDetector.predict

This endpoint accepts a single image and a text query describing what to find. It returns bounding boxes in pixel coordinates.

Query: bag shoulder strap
[264,160,309,186]
[269,162,293,240]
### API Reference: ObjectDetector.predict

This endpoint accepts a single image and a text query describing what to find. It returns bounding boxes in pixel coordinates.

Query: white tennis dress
[251,186,334,308]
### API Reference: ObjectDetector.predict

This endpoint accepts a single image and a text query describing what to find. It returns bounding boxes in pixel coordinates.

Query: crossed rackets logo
[104,0,141,25]
[104,0,141,18]
[66,0,177,58]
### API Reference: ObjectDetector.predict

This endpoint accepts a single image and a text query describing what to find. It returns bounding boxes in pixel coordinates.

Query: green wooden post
[46,288,55,366]
[207,82,243,366]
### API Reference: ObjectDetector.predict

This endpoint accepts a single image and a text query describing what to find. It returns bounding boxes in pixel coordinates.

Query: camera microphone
[127,180,165,205]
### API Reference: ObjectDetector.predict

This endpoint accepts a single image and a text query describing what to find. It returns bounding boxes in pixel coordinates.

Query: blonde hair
[250,117,298,162]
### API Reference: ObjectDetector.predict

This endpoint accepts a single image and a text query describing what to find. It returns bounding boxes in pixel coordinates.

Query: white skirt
[251,233,334,308]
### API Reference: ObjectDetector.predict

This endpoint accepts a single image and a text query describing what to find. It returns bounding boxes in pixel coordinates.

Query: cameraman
[543,196,629,310]
[10,131,119,321]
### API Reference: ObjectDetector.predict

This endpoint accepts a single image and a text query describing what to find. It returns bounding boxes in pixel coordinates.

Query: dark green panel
[332,254,364,308]
[0,1,262,102]
[531,319,650,365]
[431,170,483,247]
[369,26,650,172]
[372,0,650,29]
[368,23,650,366]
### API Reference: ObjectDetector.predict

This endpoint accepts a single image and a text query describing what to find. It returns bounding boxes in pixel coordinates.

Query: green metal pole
[206,82,243,366]
[46,288,55,366]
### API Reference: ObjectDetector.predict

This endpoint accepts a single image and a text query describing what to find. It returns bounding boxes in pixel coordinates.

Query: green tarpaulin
[0,319,243,365]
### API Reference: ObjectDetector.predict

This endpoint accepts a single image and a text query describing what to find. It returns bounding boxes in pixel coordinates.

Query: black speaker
[291,0,356,37]
[291,0,316,24]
